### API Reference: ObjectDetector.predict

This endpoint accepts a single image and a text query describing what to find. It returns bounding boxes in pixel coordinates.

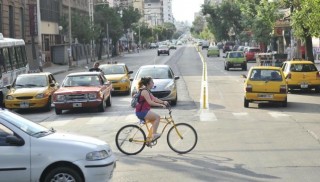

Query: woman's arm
[141,90,165,107]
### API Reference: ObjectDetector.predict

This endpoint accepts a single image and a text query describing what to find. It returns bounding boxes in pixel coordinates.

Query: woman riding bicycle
[135,77,168,140]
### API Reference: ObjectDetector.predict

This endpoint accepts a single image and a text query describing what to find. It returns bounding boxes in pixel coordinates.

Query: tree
[291,0,320,61]
[94,4,123,59]
[121,6,141,51]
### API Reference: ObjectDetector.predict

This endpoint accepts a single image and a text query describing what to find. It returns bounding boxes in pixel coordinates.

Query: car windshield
[209,46,218,50]
[63,75,102,87]
[14,75,48,88]
[250,69,283,81]
[0,110,51,137]
[249,49,260,53]
[137,67,173,79]
[159,45,167,48]
[100,65,125,74]
[290,64,318,72]
[229,52,244,58]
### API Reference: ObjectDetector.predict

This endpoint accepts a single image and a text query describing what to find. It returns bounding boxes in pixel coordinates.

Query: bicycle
[115,105,198,155]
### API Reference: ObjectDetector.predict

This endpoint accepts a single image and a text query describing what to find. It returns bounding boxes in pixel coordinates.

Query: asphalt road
[18,44,320,182]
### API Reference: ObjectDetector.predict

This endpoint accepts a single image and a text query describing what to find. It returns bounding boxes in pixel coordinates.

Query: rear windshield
[290,64,318,72]
[229,52,244,58]
[249,49,260,53]
[250,69,283,81]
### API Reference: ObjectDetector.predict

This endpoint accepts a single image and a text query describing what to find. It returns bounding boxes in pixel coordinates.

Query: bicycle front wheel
[115,124,146,155]
[167,123,198,154]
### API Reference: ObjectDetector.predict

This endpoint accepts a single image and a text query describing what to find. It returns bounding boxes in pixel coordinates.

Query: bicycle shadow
[113,152,279,181]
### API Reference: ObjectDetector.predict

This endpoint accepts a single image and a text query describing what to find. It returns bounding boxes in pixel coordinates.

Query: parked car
[157,45,170,56]
[223,41,235,53]
[53,72,112,115]
[245,47,261,61]
[130,65,179,105]
[224,51,247,71]
[5,72,59,111]
[201,41,210,49]
[282,60,320,92]
[0,108,116,182]
[149,43,158,49]
[169,44,177,50]
[243,66,288,108]
[99,63,133,95]
[207,46,220,57]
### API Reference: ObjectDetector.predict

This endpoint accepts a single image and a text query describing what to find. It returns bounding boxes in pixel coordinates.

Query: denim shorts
[136,111,149,120]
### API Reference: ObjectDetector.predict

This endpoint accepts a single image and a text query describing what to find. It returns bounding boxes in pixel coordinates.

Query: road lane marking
[269,112,289,118]
[197,46,209,109]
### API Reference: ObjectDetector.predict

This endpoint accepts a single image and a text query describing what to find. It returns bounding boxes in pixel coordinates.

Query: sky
[172,0,204,24]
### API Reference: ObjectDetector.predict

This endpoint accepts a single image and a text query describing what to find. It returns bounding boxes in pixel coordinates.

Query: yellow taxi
[99,63,133,95]
[281,60,320,92]
[243,66,287,108]
[5,72,59,111]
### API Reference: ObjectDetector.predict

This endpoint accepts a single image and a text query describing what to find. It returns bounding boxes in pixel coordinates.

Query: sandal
[152,133,161,140]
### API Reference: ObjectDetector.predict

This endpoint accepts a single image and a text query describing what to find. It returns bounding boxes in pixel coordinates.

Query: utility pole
[68,0,72,67]
[89,0,95,62]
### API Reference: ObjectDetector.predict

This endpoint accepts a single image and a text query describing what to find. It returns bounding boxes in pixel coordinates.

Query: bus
[0,33,28,105]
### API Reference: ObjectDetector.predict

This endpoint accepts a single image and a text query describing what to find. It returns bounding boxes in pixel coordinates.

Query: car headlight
[35,93,45,99]
[120,77,129,83]
[164,81,175,90]
[56,95,65,102]
[88,92,97,99]
[6,95,14,100]
[86,150,110,161]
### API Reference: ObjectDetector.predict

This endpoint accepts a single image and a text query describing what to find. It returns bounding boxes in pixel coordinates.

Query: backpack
[130,90,142,108]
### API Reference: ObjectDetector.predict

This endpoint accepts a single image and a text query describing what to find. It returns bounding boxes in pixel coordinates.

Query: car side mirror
[130,78,133,81]
[50,83,56,87]
[5,85,12,89]
[175,76,180,80]
[6,135,25,146]
[241,74,247,79]
[223,56,226,58]
[128,71,133,74]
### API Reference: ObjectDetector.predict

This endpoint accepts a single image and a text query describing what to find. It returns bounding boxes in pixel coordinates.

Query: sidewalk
[43,54,112,75]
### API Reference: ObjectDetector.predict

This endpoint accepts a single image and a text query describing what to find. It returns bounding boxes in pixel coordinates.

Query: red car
[53,72,112,115]
[245,47,261,61]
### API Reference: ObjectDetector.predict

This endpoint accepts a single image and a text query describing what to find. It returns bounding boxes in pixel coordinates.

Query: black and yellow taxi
[99,63,133,95]
[5,72,59,111]
[243,66,288,108]
[281,60,320,92]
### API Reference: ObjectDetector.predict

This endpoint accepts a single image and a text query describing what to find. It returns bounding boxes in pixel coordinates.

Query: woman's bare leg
[145,110,160,134]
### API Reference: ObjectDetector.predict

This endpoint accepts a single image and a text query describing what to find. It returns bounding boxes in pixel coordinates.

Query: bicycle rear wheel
[167,123,198,154]
[115,124,146,155]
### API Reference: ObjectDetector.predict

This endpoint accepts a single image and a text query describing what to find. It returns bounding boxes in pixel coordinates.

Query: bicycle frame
[131,108,184,144]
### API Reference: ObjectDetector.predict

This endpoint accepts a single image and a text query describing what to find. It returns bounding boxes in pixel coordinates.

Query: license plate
[20,101,29,108]
[234,64,241,66]
[258,94,273,99]
[73,103,82,107]
[300,82,308,88]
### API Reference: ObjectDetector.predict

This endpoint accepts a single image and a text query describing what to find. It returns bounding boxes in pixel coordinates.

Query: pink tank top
[135,90,154,112]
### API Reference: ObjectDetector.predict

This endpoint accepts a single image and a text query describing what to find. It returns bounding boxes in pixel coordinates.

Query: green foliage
[71,13,92,44]
[121,6,142,32]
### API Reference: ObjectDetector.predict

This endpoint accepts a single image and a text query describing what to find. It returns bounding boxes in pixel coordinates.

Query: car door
[0,122,30,182]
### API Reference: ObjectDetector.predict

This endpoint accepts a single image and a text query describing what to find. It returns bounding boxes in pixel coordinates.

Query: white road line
[233,112,248,116]
[269,112,289,118]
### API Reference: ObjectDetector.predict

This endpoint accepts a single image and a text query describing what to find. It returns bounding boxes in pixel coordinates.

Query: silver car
[131,65,179,105]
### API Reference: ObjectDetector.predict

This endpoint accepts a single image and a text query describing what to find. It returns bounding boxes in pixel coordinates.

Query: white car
[0,109,116,182]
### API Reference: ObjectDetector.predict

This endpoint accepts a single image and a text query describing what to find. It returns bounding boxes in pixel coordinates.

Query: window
[3,48,12,71]
[0,124,14,146]
[9,6,14,38]
[20,8,25,39]
[9,48,17,69]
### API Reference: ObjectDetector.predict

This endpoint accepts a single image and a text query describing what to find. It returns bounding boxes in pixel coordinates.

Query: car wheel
[168,52,170,56]
[315,86,320,93]
[98,98,107,112]
[45,96,52,111]
[207,54,209,57]
[226,65,230,71]
[244,98,249,108]
[158,53,160,56]
[55,108,62,115]
[281,98,287,107]
[106,95,112,106]
[171,95,177,106]
[43,166,83,182]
